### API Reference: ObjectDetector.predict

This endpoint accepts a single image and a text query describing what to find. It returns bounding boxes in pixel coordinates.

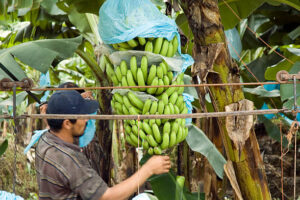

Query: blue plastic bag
[0,191,23,200]
[98,0,194,72]
[37,71,51,106]
[24,129,48,154]
[182,93,194,125]
[79,112,97,147]
[225,28,242,61]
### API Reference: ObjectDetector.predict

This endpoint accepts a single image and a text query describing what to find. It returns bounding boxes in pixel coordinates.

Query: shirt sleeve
[67,151,108,200]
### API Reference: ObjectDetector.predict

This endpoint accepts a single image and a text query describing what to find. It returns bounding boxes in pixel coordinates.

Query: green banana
[120,60,128,76]
[171,122,179,134]
[130,56,138,82]
[168,103,175,114]
[129,107,139,115]
[99,55,108,72]
[169,92,178,105]
[153,147,162,155]
[111,100,115,111]
[154,37,163,54]
[148,147,154,155]
[130,133,142,146]
[160,40,169,56]
[115,66,122,82]
[172,35,179,56]
[118,42,131,49]
[149,101,158,114]
[155,79,165,95]
[146,77,158,95]
[111,75,119,85]
[106,63,115,77]
[162,104,170,123]
[165,82,177,96]
[156,65,164,79]
[137,68,146,91]
[138,37,146,46]
[160,132,169,150]
[147,64,157,85]
[157,100,165,114]
[166,42,174,57]
[181,107,188,114]
[155,112,161,126]
[122,105,129,115]
[176,126,183,144]
[142,140,149,150]
[144,112,150,123]
[163,122,171,134]
[149,119,156,127]
[124,124,132,134]
[160,62,168,75]
[147,135,158,147]
[115,102,123,114]
[126,70,138,91]
[177,80,185,94]
[175,95,184,109]
[174,105,180,114]
[142,121,153,136]
[161,93,169,105]
[112,43,120,50]
[126,136,137,147]
[127,39,139,48]
[127,91,144,110]
[145,41,153,52]
[169,131,177,147]
[167,71,173,82]
[141,56,148,81]
[163,75,170,87]
[142,99,152,114]
[123,96,134,110]
[114,93,123,104]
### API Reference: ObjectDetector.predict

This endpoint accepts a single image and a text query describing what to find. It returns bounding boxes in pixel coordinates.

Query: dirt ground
[255,123,300,199]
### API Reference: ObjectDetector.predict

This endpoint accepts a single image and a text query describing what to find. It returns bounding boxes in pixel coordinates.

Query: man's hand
[144,155,171,175]
[81,91,93,100]
[39,104,48,115]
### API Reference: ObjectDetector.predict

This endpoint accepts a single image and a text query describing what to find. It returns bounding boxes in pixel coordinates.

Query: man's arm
[99,155,171,200]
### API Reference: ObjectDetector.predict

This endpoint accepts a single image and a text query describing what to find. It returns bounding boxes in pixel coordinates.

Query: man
[35,90,171,200]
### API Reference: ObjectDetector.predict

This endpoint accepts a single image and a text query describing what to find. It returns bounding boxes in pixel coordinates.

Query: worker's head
[58,82,85,94]
[46,90,99,136]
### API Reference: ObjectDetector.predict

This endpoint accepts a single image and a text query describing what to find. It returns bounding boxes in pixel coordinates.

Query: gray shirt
[35,131,107,200]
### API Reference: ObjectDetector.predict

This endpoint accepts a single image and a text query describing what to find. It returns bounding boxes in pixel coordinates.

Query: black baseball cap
[47,90,99,115]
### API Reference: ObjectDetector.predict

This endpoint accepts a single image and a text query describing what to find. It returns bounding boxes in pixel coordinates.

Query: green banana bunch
[108,36,190,154]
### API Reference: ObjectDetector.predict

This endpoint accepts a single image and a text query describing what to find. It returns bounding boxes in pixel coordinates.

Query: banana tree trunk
[77,49,113,182]
[180,0,271,199]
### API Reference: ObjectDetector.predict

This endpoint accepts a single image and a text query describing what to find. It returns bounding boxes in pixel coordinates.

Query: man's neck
[50,130,74,144]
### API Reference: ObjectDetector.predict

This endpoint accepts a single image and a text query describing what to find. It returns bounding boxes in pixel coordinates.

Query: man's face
[71,119,88,137]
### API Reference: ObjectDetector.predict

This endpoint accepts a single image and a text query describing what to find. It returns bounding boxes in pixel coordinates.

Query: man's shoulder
[36,132,84,168]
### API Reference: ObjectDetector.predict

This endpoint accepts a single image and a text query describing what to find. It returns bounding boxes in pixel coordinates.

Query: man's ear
[62,120,73,130]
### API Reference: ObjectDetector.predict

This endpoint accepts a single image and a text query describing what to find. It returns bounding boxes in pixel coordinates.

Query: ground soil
[255,123,300,199]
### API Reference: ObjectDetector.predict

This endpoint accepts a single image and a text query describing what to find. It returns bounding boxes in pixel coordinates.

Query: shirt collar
[45,131,81,152]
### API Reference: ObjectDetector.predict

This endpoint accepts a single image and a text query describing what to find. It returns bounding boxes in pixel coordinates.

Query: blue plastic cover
[38,71,51,105]
[182,93,194,125]
[0,191,23,200]
[225,28,242,61]
[24,129,47,154]
[79,112,97,147]
[98,0,194,72]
